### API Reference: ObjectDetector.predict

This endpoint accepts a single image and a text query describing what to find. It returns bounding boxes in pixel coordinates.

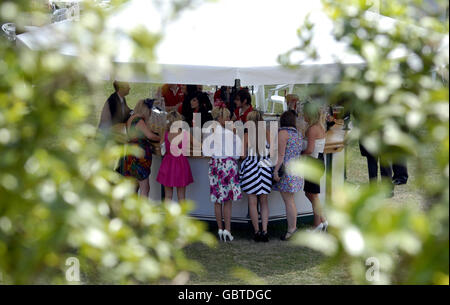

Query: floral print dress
[272,127,304,193]
[208,157,242,204]
[207,124,242,204]
[116,117,153,181]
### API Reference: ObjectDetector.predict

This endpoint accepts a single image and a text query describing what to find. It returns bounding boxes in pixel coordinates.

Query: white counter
[147,153,346,223]
[145,122,348,223]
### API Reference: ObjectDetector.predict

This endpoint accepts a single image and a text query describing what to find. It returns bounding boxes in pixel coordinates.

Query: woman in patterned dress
[240,111,274,242]
[116,99,160,198]
[206,106,242,242]
[273,111,304,240]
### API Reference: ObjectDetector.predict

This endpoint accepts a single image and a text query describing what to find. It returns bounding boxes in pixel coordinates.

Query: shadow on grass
[184,220,352,285]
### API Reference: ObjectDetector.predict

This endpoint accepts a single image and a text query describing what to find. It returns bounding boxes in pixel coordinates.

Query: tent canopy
[17,0,401,86]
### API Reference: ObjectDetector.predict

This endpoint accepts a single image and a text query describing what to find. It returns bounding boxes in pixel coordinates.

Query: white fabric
[303,138,326,159]
[202,124,242,159]
[17,0,413,86]
[118,94,125,116]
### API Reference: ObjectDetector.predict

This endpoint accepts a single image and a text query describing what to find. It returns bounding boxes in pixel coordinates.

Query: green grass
[88,82,434,285]
[184,239,351,285]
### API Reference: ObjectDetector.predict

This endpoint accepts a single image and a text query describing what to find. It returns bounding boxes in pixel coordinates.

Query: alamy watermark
[365,257,380,282]
[168,114,279,166]
[65,257,80,282]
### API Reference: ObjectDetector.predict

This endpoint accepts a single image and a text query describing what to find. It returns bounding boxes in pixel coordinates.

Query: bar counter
[144,121,347,223]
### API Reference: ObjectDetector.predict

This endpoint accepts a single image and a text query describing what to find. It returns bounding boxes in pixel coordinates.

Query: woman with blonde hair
[156,111,194,202]
[116,99,161,197]
[301,100,328,231]
[240,110,273,242]
[207,106,242,242]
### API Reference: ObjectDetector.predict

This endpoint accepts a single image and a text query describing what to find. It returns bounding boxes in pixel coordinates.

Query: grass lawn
[184,237,351,285]
[89,82,432,285]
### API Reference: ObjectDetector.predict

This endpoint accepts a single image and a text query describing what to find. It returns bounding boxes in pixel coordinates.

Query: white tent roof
[17,0,393,85]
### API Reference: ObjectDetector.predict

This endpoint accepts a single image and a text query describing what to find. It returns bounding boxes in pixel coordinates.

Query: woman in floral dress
[207,106,242,242]
[116,99,160,198]
[273,110,304,240]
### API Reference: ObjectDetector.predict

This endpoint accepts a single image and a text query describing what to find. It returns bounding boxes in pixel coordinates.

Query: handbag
[273,163,285,183]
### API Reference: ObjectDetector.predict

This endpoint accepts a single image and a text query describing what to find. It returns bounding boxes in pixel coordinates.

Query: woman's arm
[241,133,249,159]
[136,119,161,142]
[190,131,202,152]
[302,126,316,155]
[267,128,277,161]
[266,129,271,147]
[273,130,288,182]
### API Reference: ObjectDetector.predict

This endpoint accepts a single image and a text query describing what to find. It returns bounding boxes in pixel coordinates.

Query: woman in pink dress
[156,111,194,202]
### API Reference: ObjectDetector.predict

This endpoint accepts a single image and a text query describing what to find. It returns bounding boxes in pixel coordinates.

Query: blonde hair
[134,99,151,120]
[247,110,263,122]
[211,106,230,121]
[166,111,184,131]
[246,110,266,155]
[303,101,321,126]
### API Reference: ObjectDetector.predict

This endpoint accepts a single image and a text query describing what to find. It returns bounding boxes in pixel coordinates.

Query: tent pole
[234,79,240,91]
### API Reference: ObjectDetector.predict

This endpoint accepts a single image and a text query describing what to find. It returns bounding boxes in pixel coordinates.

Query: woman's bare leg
[306,192,326,225]
[138,178,150,198]
[259,194,269,233]
[214,202,223,230]
[176,187,186,202]
[164,186,173,202]
[248,194,260,233]
[223,200,232,232]
[281,192,297,232]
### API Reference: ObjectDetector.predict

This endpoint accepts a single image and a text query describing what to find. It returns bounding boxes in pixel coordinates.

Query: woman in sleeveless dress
[302,101,328,232]
[240,111,273,242]
[273,111,304,240]
[207,106,242,242]
[116,99,161,198]
[156,111,194,202]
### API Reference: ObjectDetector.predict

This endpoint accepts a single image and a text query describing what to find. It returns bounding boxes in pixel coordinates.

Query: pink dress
[156,131,194,187]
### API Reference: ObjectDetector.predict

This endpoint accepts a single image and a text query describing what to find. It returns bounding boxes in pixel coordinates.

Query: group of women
[114,85,328,242]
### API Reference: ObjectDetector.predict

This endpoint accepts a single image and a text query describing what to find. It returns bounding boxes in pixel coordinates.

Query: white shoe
[222,230,234,242]
[312,223,324,232]
[322,221,328,232]
[218,229,224,241]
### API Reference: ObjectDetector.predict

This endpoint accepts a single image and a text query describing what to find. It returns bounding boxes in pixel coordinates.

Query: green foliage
[285,0,449,284]
[0,0,214,284]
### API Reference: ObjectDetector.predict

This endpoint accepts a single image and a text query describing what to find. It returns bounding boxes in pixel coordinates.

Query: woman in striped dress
[240,111,274,242]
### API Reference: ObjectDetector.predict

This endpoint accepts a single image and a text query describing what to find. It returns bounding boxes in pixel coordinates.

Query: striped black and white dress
[239,142,273,195]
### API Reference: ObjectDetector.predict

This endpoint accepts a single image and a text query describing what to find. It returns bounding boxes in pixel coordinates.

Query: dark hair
[181,90,198,123]
[186,85,198,96]
[197,91,212,111]
[219,86,229,103]
[235,89,251,106]
[113,81,119,92]
[279,110,297,128]
[182,92,212,127]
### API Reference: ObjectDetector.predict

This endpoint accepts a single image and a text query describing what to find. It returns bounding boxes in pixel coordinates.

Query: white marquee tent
[17,0,375,87]
[18,0,446,109]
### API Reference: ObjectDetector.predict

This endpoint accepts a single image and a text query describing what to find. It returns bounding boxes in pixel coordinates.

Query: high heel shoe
[222,229,234,242]
[218,229,224,241]
[312,223,324,232]
[253,231,262,242]
[322,221,328,232]
[280,228,297,241]
[260,231,269,242]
